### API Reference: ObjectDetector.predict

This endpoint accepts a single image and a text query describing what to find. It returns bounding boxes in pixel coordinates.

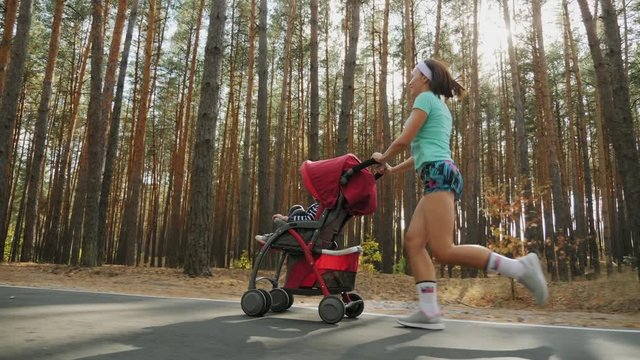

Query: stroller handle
[340,158,382,185]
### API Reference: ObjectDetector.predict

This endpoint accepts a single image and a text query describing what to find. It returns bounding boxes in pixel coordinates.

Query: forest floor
[1,263,639,329]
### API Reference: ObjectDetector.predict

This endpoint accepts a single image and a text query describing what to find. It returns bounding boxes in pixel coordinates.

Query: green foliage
[360,235,382,273]
[232,250,252,270]
[393,256,407,274]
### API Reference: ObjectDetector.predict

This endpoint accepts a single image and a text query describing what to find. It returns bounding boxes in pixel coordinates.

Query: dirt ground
[1,263,639,329]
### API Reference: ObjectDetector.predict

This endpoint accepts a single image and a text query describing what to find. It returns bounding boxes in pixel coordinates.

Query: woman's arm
[390,157,414,174]
[378,108,427,162]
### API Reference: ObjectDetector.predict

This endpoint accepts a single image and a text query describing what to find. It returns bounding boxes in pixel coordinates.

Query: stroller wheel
[285,289,294,309]
[269,288,290,312]
[241,289,271,317]
[344,293,364,318]
[258,289,272,315]
[318,296,345,324]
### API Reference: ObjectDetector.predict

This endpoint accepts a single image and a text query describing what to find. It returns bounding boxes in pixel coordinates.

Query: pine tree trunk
[41,78,70,262]
[119,0,158,266]
[184,0,227,277]
[577,0,633,275]
[10,144,29,262]
[501,0,537,252]
[533,0,572,279]
[599,0,640,278]
[257,0,272,237]
[0,0,32,261]
[52,37,91,264]
[461,0,481,278]
[95,0,130,265]
[323,1,333,158]
[378,0,394,273]
[433,0,442,58]
[67,130,89,265]
[238,0,256,256]
[336,0,360,156]
[402,0,416,246]
[0,0,17,95]
[272,0,296,216]
[166,0,205,267]
[561,0,588,276]
[21,0,65,262]
[309,0,320,161]
[564,0,598,274]
[80,0,106,267]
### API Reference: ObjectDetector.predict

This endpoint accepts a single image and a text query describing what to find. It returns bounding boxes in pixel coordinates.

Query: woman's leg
[397,192,456,329]
[403,194,436,282]
[423,191,548,306]
[416,191,491,269]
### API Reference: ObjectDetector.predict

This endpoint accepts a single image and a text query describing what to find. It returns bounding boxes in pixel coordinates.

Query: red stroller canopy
[300,153,377,216]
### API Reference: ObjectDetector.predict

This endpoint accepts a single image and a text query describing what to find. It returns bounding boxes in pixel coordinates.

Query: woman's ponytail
[424,59,466,99]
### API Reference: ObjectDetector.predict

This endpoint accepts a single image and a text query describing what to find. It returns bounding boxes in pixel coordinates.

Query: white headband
[416,61,433,81]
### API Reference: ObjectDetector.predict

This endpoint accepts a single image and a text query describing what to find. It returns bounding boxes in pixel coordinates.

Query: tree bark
[94,0,130,265]
[53,36,91,264]
[577,0,633,275]
[562,1,585,276]
[119,0,158,266]
[564,0,598,274]
[257,0,272,237]
[0,0,17,95]
[272,0,296,215]
[167,0,205,267]
[239,0,257,256]
[377,0,394,273]
[80,0,106,267]
[21,0,65,262]
[433,0,442,58]
[501,0,537,251]
[533,0,572,280]
[336,0,360,156]
[402,0,416,248]
[461,0,481,278]
[0,0,33,261]
[184,0,227,277]
[599,0,640,278]
[309,0,320,161]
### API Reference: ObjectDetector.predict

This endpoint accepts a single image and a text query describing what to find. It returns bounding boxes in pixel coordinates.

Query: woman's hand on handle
[371,152,386,163]
[371,152,393,175]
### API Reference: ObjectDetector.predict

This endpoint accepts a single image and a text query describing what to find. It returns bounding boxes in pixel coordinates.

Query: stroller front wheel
[241,289,271,317]
[318,295,345,324]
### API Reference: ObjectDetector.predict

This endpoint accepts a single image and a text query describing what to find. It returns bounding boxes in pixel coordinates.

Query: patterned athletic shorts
[418,160,464,201]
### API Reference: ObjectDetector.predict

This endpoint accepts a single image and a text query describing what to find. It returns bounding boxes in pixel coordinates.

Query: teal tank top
[407,91,453,170]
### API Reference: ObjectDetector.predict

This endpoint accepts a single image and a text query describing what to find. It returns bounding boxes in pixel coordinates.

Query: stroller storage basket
[285,251,359,291]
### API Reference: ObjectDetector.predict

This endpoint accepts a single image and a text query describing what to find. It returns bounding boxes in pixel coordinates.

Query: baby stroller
[240,154,381,324]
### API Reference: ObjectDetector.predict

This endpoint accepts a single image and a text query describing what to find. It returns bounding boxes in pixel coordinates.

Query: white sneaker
[396,310,445,330]
[517,253,549,306]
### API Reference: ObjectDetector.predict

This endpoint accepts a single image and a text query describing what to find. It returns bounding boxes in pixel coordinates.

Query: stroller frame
[241,158,379,324]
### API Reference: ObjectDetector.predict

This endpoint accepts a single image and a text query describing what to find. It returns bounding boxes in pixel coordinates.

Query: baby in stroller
[241,153,380,324]
[254,202,323,242]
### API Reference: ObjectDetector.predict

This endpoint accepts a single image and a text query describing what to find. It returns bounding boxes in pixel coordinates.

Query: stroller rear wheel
[269,288,290,312]
[241,289,272,317]
[344,292,364,318]
[285,289,294,309]
[318,295,345,324]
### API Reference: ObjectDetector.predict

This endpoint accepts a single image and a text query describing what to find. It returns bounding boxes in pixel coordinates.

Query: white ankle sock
[416,281,441,317]
[486,252,525,279]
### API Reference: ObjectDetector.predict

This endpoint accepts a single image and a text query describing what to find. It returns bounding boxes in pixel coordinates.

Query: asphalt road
[0,285,638,360]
